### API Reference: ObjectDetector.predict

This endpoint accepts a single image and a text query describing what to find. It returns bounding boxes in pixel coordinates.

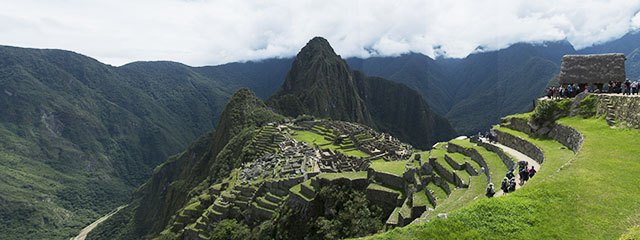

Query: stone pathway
[482,140,541,197]
[70,205,127,240]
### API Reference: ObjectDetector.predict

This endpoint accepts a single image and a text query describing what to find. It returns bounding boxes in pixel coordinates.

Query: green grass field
[362,117,640,240]
[370,160,407,176]
[291,130,369,157]
[316,171,368,180]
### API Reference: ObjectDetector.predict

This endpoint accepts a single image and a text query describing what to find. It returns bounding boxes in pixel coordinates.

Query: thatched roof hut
[558,53,626,85]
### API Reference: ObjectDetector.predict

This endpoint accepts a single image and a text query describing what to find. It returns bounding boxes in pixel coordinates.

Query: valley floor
[71,205,127,240]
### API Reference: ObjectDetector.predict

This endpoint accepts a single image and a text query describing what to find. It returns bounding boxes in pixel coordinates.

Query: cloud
[1,0,639,66]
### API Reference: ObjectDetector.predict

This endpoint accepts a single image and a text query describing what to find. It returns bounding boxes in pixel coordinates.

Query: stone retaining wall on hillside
[446,142,489,179]
[470,138,516,170]
[368,169,405,190]
[313,177,369,190]
[366,186,402,213]
[432,175,451,195]
[501,116,583,153]
[595,95,640,128]
[503,117,533,135]
[547,124,583,152]
[494,129,544,163]
[428,157,466,188]
[444,154,464,170]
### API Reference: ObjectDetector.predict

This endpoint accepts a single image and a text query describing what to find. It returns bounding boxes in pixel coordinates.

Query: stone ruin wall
[595,95,640,129]
[494,129,544,164]
[366,186,402,215]
[446,142,490,182]
[428,157,466,188]
[368,169,405,190]
[470,137,516,170]
[504,117,583,153]
[547,124,583,153]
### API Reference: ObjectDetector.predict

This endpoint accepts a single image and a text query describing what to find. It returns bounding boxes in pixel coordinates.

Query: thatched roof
[558,53,626,84]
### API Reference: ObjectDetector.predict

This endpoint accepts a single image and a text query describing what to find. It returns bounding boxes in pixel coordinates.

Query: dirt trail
[484,140,541,197]
[71,205,127,240]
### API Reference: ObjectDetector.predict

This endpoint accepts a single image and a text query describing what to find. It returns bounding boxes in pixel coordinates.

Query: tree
[209,219,250,240]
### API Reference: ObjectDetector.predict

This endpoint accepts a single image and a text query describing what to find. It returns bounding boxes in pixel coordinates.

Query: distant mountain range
[1,31,639,239]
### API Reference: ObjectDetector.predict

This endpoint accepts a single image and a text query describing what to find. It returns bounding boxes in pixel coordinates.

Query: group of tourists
[607,79,640,95]
[480,130,497,143]
[486,161,537,197]
[544,84,584,99]
[545,79,640,99]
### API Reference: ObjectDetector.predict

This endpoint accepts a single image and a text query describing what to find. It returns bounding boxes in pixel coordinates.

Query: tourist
[508,178,517,192]
[631,81,638,95]
[486,183,496,197]
[501,177,509,193]
[488,129,497,143]
[528,166,537,179]
[519,167,529,185]
[624,79,631,95]
[617,81,623,94]
[506,169,515,179]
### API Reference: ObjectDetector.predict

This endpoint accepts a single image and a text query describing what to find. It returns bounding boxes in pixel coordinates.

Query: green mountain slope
[349,41,576,135]
[0,46,231,239]
[194,58,293,100]
[443,42,571,134]
[347,53,454,116]
[366,104,640,239]
[88,89,284,239]
[353,72,455,148]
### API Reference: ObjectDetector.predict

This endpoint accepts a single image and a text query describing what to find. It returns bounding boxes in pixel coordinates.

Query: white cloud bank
[1,0,639,66]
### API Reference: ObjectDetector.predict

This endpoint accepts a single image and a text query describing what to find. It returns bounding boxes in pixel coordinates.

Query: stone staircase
[602,95,617,125]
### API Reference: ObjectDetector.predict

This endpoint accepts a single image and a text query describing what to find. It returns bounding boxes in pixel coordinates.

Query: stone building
[558,53,626,91]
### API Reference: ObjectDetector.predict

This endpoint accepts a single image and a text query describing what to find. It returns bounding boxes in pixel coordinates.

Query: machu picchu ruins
[158,105,596,240]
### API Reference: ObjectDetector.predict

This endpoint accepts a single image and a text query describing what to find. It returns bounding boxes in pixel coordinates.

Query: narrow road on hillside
[482,140,541,197]
[71,205,127,240]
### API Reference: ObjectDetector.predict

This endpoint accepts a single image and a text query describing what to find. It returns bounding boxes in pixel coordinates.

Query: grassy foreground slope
[365,117,640,239]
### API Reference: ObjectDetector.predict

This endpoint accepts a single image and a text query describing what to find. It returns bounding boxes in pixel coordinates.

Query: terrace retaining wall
[494,129,544,163]
[596,95,640,129]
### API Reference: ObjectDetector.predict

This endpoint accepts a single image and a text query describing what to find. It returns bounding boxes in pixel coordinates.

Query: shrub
[209,219,251,240]
[578,95,597,118]
[295,114,315,122]
[531,100,570,125]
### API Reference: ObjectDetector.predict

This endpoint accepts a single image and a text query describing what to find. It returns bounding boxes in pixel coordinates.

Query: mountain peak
[297,36,339,60]
[268,37,372,125]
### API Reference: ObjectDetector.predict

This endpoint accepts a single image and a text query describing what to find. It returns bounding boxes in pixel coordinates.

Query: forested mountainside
[0,46,232,239]
[88,89,285,239]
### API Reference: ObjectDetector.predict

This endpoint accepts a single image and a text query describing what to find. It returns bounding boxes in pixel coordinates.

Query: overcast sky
[1,0,640,66]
